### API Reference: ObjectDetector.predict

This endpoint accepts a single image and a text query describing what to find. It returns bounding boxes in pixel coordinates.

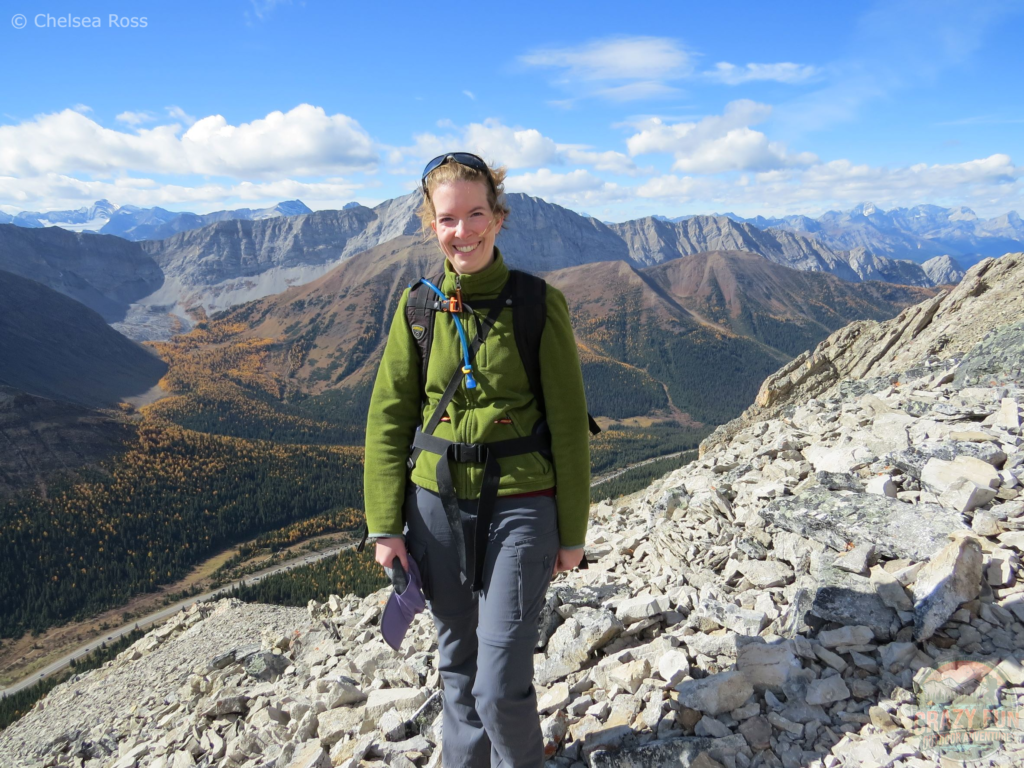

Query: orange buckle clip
[447,293,463,313]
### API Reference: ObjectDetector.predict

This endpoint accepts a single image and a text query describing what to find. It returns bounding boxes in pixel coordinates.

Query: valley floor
[0,530,351,692]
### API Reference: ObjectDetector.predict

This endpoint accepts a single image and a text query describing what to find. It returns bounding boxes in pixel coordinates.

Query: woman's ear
[430,220,437,235]
[494,214,504,235]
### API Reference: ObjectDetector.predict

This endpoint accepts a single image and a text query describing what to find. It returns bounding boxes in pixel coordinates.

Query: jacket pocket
[506,409,554,476]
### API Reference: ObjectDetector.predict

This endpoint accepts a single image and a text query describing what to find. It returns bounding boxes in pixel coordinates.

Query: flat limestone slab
[761,488,967,561]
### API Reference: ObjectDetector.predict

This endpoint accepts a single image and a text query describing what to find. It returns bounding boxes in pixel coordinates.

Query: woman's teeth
[454,244,477,253]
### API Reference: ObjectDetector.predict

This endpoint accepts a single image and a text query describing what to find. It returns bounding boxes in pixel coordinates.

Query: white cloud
[520,36,691,102]
[166,105,196,126]
[462,120,560,168]
[626,100,817,173]
[403,119,559,169]
[673,128,818,174]
[706,62,820,85]
[249,0,291,20]
[71,104,92,114]
[0,104,378,179]
[463,90,476,100]
[505,169,626,206]
[400,119,640,176]
[116,111,157,126]
[521,36,691,82]
[558,147,640,175]
[181,105,376,176]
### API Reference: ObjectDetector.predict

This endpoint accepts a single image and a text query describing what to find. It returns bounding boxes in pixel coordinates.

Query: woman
[363,152,591,768]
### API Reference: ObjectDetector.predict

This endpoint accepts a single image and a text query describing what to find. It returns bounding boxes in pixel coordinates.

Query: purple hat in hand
[381,557,426,650]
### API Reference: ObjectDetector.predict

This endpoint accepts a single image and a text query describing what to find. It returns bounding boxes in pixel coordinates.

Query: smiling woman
[362,153,593,767]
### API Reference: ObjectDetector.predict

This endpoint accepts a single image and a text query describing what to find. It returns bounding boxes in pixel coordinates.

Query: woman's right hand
[374,537,409,572]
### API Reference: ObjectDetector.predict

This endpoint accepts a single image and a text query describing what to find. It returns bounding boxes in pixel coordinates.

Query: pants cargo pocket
[515,538,554,623]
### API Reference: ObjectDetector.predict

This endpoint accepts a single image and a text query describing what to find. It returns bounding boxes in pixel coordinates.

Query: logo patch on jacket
[411,324,426,339]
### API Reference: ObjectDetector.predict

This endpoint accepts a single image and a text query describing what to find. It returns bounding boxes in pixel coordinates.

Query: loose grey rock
[364,688,428,720]
[657,650,691,687]
[245,650,290,682]
[913,535,984,641]
[735,559,794,588]
[805,676,851,706]
[674,671,754,716]
[735,641,801,692]
[833,544,875,575]
[870,566,914,611]
[810,557,897,638]
[537,608,623,684]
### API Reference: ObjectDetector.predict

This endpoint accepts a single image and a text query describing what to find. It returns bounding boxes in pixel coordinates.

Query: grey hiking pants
[403,484,560,768]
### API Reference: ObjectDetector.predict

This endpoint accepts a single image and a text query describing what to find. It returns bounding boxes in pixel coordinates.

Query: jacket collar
[441,247,509,298]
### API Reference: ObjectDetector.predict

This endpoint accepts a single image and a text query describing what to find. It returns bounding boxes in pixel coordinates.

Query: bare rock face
[922,255,966,286]
[953,318,1024,389]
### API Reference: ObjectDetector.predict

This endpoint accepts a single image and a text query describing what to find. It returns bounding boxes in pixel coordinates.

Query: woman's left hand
[552,547,584,575]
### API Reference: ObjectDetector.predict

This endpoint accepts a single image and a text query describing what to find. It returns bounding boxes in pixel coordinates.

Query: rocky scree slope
[2,258,1024,768]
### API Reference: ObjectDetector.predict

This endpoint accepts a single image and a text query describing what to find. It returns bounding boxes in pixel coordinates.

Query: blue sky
[1,0,1022,220]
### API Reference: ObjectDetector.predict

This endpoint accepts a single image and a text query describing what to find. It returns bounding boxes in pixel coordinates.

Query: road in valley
[0,541,351,699]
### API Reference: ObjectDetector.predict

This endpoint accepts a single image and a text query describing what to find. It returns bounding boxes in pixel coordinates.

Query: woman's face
[430,180,503,275]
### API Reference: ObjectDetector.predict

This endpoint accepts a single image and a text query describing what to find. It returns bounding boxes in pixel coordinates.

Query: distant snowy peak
[722,202,1024,264]
[252,200,313,219]
[4,199,314,240]
[10,199,122,232]
[947,206,979,222]
[851,202,878,217]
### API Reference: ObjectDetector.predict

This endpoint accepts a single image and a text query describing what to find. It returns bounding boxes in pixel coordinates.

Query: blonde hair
[417,158,511,235]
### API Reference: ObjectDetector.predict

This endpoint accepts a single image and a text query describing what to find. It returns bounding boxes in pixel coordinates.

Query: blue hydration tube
[418,279,477,388]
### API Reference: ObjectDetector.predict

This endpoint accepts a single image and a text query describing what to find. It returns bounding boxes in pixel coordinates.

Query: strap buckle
[442,295,463,313]
[451,442,485,463]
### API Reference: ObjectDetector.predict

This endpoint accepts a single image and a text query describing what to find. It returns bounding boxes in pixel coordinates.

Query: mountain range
[658,202,1024,266]
[0,193,972,343]
[0,199,312,238]
[6,197,1021,269]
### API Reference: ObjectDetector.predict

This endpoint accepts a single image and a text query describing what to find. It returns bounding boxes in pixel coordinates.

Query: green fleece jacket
[363,247,591,547]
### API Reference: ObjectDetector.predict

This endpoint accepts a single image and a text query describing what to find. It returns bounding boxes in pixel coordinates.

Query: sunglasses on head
[421,152,492,193]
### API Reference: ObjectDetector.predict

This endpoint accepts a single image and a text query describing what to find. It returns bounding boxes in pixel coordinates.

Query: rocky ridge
[2,261,1024,768]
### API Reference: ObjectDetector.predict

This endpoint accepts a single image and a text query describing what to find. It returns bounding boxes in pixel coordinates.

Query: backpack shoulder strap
[509,270,548,415]
[405,273,445,390]
[509,270,601,436]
